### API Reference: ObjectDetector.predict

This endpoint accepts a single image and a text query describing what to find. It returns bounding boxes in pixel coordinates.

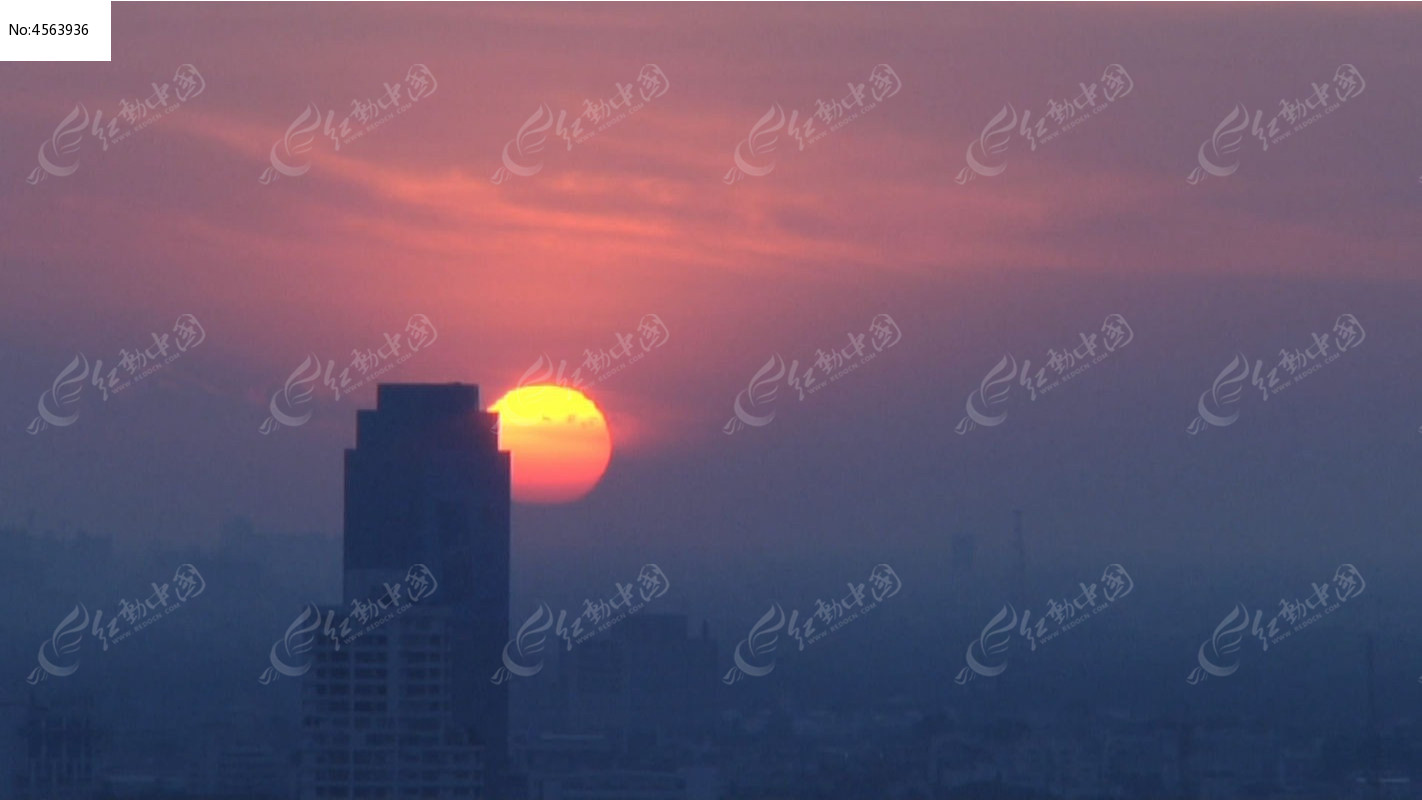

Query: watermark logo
[1187,313,1364,435]
[508,313,670,409]
[495,604,556,681]
[727,603,786,681]
[26,314,207,435]
[1186,564,1365,684]
[28,65,205,185]
[955,313,1134,435]
[724,313,902,434]
[724,64,902,184]
[258,313,437,434]
[1187,65,1365,184]
[491,564,670,684]
[260,604,324,682]
[258,564,437,685]
[259,65,437,184]
[722,563,902,684]
[27,564,206,684]
[955,64,1132,185]
[491,64,670,184]
[955,564,1133,683]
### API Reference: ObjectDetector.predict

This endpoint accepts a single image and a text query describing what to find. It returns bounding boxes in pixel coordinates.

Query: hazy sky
[3,3,1421,650]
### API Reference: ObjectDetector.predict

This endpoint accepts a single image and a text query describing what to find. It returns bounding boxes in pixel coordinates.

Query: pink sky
[3,3,1420,549]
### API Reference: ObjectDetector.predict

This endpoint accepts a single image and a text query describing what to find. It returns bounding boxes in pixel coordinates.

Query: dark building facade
[301,606,485,800]
[342,384,512,780]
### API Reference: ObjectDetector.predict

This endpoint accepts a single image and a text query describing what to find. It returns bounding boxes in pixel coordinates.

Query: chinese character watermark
[492,65,670,184]
[26,314,207,435]
[1186,65,1364,184]
[258,313,437,435]
[1186,564,1365,684]
[1187,313,1364,435]
[724,313,902,435]
[955,564,1133,683]
[723,563,902,684]
[955,313,1133,435]
[725,64,902,184]
[492,564,671,684]
[28,64,206,185]
[27,564,206,684]
[956,64,1132,185]
[259,65,437,184]
[257,564,438,685]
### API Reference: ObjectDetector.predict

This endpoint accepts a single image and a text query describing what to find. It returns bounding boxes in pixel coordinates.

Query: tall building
[302,606,485,800]
[305,383,511,796]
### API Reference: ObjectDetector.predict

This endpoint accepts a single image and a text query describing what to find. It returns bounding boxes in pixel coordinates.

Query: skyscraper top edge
[375,383,482,414]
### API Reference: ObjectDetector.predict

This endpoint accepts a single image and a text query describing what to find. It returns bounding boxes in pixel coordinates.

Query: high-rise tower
[342,383,511,771]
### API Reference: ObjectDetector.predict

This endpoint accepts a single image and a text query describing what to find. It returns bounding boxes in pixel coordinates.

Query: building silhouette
[303,383,511,798]
[302,606,484,799]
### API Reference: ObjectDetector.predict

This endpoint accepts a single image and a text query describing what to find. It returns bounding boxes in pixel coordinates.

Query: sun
[490,385,612,504]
